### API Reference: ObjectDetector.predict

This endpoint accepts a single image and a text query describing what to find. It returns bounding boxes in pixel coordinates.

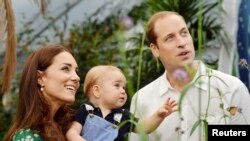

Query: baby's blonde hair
[83,65,122,99]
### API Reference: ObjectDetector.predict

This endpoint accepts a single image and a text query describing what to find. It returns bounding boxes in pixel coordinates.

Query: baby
[66,65,177,141]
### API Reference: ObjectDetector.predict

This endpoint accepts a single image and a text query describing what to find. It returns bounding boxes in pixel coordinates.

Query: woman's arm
[66,121,86,141]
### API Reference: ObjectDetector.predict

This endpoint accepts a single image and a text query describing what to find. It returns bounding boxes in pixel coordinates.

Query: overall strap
[84,104,94,117]
[84,103,124,126]
[114,113,123,123]
[113,109,124,127]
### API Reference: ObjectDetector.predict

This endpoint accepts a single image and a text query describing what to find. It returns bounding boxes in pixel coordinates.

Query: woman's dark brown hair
[3,44,76,141]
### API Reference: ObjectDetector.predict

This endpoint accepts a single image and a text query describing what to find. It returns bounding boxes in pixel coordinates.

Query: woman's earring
[40,86,44,91]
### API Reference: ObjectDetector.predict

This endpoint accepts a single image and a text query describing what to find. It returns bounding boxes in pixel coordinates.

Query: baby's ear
[92,85,101,98]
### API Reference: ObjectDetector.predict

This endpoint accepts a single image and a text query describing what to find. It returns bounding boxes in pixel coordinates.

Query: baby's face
[98,69,127,109]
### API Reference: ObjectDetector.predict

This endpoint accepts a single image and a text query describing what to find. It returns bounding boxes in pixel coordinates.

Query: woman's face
[38,51,80,106]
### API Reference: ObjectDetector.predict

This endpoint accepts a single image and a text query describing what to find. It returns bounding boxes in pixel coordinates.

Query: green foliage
[0,96,13,137]
[129,0,226,51]
[0,79,18,140]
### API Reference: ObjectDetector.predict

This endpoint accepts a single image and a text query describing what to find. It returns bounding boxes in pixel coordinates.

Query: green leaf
[179,83,193,113]
[190,119,202,136]
[203,120,208,141]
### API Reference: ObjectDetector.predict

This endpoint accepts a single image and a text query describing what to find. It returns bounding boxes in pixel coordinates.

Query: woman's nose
[72,72,80,82]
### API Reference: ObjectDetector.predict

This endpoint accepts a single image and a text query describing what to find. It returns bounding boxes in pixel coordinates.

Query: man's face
[150,14,195,70]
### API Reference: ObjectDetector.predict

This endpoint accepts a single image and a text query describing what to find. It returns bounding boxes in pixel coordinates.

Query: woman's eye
[75,69,79,75]
[62,67,70,72]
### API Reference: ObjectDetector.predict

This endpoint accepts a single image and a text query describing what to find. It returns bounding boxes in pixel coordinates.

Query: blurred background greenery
[0,0,227,139]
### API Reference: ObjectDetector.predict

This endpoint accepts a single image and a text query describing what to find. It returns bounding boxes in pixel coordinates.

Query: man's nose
[176,35,186,48]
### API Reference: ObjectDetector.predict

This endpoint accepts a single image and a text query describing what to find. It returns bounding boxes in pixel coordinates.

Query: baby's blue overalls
[81,104,123,141]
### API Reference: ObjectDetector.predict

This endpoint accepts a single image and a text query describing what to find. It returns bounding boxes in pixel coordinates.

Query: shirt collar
[160,60,209,95]
[86,101,123,113]
[159,71,171,96]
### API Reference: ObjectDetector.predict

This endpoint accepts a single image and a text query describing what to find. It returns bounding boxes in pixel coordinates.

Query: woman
[3,44,80,141]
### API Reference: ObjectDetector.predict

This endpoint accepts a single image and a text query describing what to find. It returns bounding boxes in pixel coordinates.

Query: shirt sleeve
[13,129,43,141]
[230,83,250,124]
[75,105,88,126]
[129,92,144,141]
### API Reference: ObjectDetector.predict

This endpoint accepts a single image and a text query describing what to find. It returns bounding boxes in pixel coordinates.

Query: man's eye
[181,31,188,36]
[166,36,174,42]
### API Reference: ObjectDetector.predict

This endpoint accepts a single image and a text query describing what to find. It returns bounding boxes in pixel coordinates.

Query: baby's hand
[157,98,178,118]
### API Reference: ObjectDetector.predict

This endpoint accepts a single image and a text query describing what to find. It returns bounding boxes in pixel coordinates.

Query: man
[129,11,250,141]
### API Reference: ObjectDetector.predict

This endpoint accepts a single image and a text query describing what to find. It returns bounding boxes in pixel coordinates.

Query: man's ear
[37,70,44,86]
[92,85,100,98]
[150,43,159,58]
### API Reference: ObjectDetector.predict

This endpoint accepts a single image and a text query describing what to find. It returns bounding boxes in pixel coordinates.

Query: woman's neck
[50,104,60,120]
